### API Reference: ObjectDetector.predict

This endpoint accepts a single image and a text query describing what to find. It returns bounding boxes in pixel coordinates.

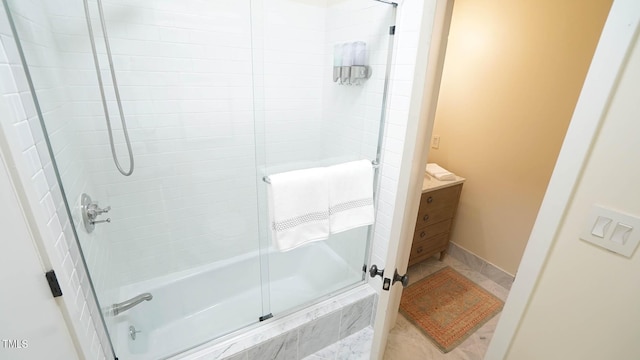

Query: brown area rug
[399,266,503,353]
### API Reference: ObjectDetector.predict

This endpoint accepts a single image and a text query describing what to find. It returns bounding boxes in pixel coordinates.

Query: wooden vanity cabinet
[408,183,463,266]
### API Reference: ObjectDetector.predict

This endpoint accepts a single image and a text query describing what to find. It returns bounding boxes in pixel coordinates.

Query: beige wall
[507,29,640,359]
[428,0,612,273]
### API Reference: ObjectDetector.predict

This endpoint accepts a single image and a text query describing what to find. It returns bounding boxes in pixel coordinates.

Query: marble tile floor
[383,256,510,360]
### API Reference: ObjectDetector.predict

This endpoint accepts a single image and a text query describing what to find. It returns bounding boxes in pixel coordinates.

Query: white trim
[485,1,640,358]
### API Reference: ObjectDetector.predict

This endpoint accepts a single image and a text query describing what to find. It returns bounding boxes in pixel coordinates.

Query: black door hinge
[389,26,396,35]
[45,270,63,298]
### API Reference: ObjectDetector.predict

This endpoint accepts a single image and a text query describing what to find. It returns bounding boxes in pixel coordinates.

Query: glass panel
[5,0,264,358]
[6,0,396,357]
[254,0,396,315]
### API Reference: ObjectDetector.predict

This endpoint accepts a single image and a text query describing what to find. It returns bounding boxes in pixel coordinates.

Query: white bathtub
[111,241,363,360]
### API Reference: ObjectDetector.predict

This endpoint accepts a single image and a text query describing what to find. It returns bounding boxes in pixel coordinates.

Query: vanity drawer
[415,184,462,227]
[416,205,457,228]
[413,219,451,241]
[409,233,449,265]
[419,184,461,211]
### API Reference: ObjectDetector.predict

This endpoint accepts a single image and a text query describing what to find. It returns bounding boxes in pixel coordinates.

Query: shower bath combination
[2,0,398,358]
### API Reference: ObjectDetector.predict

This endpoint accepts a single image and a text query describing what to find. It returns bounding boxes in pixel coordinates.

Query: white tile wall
[0,1,111,359]
[319,0,394,269]
[254,0,326,172]
[322,0,392,162]
[39,0,260,286]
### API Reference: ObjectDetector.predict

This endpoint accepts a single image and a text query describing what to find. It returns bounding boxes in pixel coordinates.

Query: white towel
[267,167,330,252]
[426,163,456,181]
[327,160,375,234]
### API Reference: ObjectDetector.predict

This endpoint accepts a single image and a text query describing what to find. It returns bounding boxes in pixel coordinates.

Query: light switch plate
[431,135,440,149]
[580,205,640,258]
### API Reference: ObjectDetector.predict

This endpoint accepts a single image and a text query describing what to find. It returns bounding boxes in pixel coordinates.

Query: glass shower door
[252,0,396,315]
[4,0,268,358]
[6,0,397,357]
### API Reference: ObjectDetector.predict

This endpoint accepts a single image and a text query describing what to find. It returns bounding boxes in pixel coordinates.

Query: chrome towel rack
[262,160,380,184]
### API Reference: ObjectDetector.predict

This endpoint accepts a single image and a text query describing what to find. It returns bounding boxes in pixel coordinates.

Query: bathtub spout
[111,293,153,316]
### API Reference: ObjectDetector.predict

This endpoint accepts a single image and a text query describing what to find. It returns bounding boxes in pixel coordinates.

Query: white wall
[10,0,117,316]
[25,0,400,288]
[58,0,260,285]
[33,0,392,288]
[258,0,326,167]
[322,0,391,163]
[506,20,640,360]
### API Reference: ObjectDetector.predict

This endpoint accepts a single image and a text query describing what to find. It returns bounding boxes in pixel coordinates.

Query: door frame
[372,0,640,359]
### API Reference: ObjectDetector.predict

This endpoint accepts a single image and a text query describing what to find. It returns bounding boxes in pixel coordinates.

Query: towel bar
[262,160,380,184]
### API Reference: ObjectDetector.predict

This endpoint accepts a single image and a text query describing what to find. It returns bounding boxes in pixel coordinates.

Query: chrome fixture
[339,65,351,84]
[262,160,380,184]
[81,193,111,233]
[110,293,153,316]
[333,41,371,86]
[83,0,135,176]
[129,325,141,340]
[349,65,371,85]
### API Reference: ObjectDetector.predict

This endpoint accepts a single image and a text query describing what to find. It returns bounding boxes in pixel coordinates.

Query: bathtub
[110,241,364,360]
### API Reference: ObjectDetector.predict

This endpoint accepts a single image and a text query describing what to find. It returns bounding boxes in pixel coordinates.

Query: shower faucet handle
[91,218,111,225]
[81,194,112,233]
[95,205,111,215]
[87,204,110,218]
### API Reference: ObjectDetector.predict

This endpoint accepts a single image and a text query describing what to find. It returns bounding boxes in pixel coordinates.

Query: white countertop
[422,173,465,193]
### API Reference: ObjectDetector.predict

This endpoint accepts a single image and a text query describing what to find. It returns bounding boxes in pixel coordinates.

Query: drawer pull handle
[427,196,433,203]
[423,214,429,222]
[417,246,423,254]
[420,231,426,238]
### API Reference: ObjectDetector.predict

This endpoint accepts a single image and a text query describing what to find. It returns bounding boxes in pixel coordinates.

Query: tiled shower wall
[0,2,111,359]
[40,0,358,287]
[320,0,394,274]
[258,0,326,169]
[20,0,396,290]
[61,0,260,285]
